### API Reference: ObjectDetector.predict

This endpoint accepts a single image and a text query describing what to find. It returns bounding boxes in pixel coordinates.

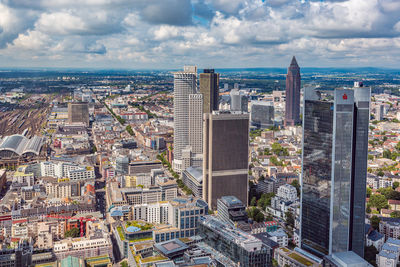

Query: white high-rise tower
[173,66,197,172]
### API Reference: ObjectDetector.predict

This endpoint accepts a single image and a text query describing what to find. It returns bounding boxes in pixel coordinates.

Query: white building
[13,172,34,186]
[377,243,399,267]
[53,222,112,260]
[173,66,197,173]
[40,161,95,180]
[380,219,400,240]
[188,94,203,154]
[268,229,288,247]
[277,184,298,201]
[132,202,170,224]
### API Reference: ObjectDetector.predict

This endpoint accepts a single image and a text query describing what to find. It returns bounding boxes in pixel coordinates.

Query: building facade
[199,216,269,267]
[188,94,203,154]
[68,102,89,125]
[300,86,370,257]
[203,111,249,209]
[199,69,219,114]
[173,66,197,172]
[217,196,248,226]
[250,101,274,129]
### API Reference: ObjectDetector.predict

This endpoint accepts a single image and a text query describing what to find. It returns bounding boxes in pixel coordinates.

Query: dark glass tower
[200,69,219,114]
[300,86,370,258]
[284,56,301,126]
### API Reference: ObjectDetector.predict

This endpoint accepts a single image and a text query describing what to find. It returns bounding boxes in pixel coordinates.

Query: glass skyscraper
[300,85,370,258]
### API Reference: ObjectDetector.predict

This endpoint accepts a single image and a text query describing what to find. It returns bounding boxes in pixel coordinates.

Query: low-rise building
[274,247,320,267]
[199,216,269,266]
[182,167,203,198]
[365,224,385,251]
[277,184,298,202]
[217,196,248,227]
[267,229,288,247]
[380,217,400,240]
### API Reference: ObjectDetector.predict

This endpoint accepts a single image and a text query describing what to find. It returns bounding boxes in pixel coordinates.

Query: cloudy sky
[0,0,399,69]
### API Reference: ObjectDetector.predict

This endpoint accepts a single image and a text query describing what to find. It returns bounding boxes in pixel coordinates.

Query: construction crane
[46,214,95,237]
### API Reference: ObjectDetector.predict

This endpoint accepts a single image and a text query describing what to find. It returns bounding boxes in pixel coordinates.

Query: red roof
[389,200,400,205]
[12,219,27,224]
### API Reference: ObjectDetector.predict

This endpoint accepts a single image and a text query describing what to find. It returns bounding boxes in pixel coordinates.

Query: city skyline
[0,0,400,69]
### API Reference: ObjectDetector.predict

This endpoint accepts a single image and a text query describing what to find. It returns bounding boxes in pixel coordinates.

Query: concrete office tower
[375,104,384,121]
[203,111,249,210]
[68,102,89,125]
[284,56,301,126]
[230,89,248,113]
[173,66,197,172]
[300,86,370,258]
[199,69,219,114]
[230,89,241,111]
[251,101,274,129]
[189,94,203,154]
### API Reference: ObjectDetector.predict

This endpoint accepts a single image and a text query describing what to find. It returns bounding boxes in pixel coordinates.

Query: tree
[65,227,80,238]
[255,212,265,223]
[285,210,295,228]
[383,150,392,159]
[370,215,381,230]
[291,180,300,197]
[377,170,384,177]
[391,211,400,218]
[257,193,275,210]
[366,187,372,198]
[393,182,400,189]
[121,261,128,267]
[250,197,257,207]
[369,194,388,211]
[366,206,371,213]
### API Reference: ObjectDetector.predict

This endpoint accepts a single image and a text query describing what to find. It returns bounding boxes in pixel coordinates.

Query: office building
[284,56,301,126]
[68,102,89,125]
[199,69,219,114]
[199,216,269,267]
[300,86,370,257]
[182,167,203,198]
[116,156,130,175]
[230,89,242,111]
[375,103,384,121]
[173,66,197,172]
[203,111,249,209]
[217,196,248,226]
[274,247,320,267]
[188,94,203,154]
[230,89,248,113]
[250,101,274,129]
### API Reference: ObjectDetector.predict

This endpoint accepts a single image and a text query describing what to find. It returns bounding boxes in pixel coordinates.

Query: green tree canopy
[369,194,388,211]
[65,227,80,238]
[370,215,381,230]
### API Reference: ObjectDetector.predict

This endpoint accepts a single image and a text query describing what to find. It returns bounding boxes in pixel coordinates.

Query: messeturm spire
[290,56,298,67]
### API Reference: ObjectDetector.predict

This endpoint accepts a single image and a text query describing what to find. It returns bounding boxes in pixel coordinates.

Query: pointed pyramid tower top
[290,56,299,67]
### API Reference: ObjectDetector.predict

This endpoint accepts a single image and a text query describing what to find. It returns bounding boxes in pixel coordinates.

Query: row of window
[154,229,197,243]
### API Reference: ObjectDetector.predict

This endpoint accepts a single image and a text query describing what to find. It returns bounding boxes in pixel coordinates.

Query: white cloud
[0,0,400,68]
